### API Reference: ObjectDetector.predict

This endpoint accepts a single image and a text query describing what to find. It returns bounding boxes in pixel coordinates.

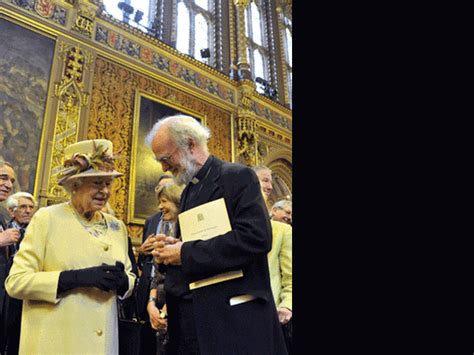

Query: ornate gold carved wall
[47,42,95,203]
[87,57,232,242]
[1,0,291,245]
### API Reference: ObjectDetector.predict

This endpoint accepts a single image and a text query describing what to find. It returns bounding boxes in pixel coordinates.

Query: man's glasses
[17,204,35,211]
[156,147,179,165]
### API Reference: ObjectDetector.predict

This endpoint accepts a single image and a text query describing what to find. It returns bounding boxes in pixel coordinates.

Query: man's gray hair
[0,159,13,168]
[272,199,292,211]
[145,114,210,153]
[6,192,37,210]
[252,165,272,174]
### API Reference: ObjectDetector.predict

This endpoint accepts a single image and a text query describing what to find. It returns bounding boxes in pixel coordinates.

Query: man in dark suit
[136,174,173,355]
[0,161,20,354]
[3,192,37,354]
[145,114,287,354]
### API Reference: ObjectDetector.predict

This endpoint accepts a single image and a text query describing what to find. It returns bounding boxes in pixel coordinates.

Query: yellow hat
[57,139,123,185]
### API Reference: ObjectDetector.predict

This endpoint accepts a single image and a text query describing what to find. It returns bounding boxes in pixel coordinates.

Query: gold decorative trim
[54,43,93,105]
[235,81,258,165]
[254,90,292,115]
[94,20,237,107]
[235,4,249,68]
[46,41,95,201]
[127,224,144,245]
[228,0,237,74]
[234,0,250,7]
[97,14,237,85]
[231,112,236,162]
[72,13,94,37]
[0,4,62,37]
[236,115,258,166]
[3,0,68,26]
[257,124,291,146]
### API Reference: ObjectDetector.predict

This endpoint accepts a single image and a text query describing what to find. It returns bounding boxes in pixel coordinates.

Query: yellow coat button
[96,330,103,336]
[103,246,109,251]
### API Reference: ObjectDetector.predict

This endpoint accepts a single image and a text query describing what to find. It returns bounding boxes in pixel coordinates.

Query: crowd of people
[0,113,292,355]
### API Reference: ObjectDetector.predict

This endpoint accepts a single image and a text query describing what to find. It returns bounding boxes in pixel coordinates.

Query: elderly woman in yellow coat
[5,139,136,354]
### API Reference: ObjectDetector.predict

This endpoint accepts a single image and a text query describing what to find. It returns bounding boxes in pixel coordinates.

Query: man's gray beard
[175,150,200,186]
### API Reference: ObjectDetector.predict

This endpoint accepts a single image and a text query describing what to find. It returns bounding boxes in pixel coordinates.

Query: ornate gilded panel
[47,42,94,203]
[88,57,232,243]
[1,0,292,242]
[94,23,236,105]
[253,100,292,131]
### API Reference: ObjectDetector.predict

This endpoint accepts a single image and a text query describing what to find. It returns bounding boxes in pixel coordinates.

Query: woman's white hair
[155,181,184,206]
[272,199,292,211]
[6,192,37,210]
[61,178,85,193]
[145,114,210,152]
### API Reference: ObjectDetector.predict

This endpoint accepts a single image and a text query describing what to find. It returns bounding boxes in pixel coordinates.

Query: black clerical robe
[166,156,287,354]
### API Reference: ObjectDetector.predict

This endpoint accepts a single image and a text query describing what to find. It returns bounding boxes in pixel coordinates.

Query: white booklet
[178,198,243,290]
[178,198,232,242]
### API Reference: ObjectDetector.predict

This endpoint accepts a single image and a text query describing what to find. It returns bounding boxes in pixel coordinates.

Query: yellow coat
[5,202,136,355]
[267,220,292,310]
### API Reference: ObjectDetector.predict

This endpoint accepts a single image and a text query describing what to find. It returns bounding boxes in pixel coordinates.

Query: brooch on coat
[110,220,120,231]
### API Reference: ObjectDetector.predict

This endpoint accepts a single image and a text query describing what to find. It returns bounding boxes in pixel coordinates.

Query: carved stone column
[228,0,238,79]
[233,0,252,80]
[236,80,258,166]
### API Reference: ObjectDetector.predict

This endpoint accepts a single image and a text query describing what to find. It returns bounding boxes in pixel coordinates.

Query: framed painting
[0,18,55,194]
[127,91,206,225]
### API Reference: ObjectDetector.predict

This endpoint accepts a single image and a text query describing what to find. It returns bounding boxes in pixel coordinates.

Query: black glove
[114,261,129,297]
[57,264,122,295]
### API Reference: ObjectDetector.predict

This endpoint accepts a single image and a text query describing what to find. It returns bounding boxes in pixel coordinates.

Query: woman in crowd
[5,139,136,354]
[146,182,183,353]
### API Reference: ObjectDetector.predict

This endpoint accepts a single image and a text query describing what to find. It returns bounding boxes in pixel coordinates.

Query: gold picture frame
[127,90,206,225]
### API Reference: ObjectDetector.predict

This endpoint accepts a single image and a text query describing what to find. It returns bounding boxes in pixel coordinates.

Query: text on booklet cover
[178,198,232,242]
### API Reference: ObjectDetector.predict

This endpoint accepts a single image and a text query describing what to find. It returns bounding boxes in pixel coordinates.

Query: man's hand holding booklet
[178,198,244,290]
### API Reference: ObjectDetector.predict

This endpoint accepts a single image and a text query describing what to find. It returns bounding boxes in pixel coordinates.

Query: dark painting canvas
[0,18,55,193]
[128,92,204,224]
